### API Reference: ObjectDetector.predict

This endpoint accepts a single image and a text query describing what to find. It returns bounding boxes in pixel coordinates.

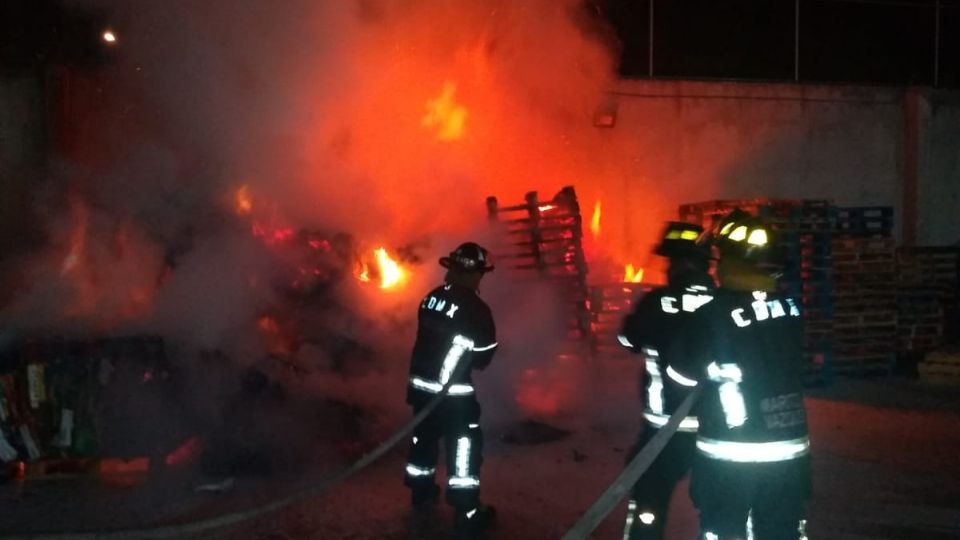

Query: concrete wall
[602,80,960,247]
[0,75,45,256]
[919,91,960,246]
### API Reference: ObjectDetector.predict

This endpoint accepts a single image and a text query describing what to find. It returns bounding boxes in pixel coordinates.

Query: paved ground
[2,367,960,540]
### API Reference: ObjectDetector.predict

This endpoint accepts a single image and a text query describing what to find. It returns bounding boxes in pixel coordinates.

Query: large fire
[421,80,468,141]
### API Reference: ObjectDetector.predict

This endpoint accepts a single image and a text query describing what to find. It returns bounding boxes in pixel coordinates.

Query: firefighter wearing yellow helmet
[679,211,811,539]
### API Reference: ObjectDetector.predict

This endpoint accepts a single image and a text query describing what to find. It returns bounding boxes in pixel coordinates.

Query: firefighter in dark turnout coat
[617,222,715,540]
[684,214,812,540]
[404,242,498,533]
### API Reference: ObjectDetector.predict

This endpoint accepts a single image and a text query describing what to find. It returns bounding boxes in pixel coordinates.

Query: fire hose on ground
[559,387,702,540]
[5,360,476,540]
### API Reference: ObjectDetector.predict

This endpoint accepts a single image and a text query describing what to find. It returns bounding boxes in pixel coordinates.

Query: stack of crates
[679,198,835,385]
[896,246,960,354]
[487,186,591,342]
[830,207,897,376]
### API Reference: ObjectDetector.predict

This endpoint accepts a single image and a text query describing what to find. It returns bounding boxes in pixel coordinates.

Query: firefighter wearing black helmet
[618,221,715,540]
[682,212,812,540]
[403,241,498,534]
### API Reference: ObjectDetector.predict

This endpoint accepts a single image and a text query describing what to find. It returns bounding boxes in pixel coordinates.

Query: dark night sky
[3,0,960,87]
[604,0,960,87]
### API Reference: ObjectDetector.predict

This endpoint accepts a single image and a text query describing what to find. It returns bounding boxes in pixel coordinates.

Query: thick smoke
[1,0,624,461]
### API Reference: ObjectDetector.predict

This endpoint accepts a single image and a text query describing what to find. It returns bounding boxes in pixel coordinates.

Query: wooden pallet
[831,353,895,377]
[834,207,894,237]
[488,186,591,340]
[919,349,960,383]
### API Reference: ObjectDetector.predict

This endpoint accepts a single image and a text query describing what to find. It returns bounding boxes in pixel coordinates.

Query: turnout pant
[690,453,811,540]
[404,398,483,511]
[622,426,697,540]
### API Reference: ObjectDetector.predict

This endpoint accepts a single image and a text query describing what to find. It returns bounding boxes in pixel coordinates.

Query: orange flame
[354,247,407,290]
[590,200,601,237]
[235,185,253,215]
[623,264,644,283]
[356,262,371,283]
[375,247,405,289]
[421,81,467,141]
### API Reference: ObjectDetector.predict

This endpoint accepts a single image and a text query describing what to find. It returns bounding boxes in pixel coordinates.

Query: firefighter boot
[455,504,496,537]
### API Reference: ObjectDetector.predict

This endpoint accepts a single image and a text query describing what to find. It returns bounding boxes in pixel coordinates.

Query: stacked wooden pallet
[896,286,945,353]
[487,186,591,341]
[831,210,897,377]
[896,247,960,354]
[919,348,960,383]
[679,198,835,385]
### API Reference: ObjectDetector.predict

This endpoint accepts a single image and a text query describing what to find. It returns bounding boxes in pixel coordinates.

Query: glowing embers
[696,436,811,463]
[354,247,408,290]
[422,81,468,141]
[623,264,644,283]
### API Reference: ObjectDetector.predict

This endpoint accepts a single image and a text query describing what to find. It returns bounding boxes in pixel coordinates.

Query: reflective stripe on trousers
[448,434,480,489]
[696,436,811,463]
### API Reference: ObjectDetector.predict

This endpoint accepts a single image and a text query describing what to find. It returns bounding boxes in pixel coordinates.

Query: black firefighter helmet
[655,221,710,263]
[439,242,495,274]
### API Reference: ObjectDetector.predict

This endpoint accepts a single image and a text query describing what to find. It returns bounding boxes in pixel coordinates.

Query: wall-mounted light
[101,29,117,45]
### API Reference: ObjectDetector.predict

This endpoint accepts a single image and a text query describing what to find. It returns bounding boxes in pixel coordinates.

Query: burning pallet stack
[0,336,168,479]
[830,208,898,377]
[679,198,836,385]
[486,186,591,343]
